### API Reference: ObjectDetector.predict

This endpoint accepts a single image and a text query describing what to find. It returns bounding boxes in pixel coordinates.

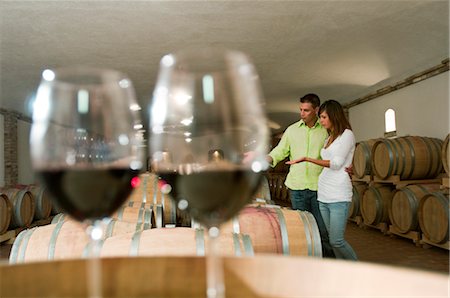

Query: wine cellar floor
[0,221,448,274]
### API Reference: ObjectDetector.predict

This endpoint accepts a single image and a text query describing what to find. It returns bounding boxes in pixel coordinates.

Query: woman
[286,100,357,260]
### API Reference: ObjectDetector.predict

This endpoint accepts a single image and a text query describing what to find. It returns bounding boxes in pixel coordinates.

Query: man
[268,93,335,258]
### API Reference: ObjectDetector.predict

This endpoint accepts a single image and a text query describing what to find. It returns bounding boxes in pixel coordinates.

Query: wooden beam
[344,59,449,109]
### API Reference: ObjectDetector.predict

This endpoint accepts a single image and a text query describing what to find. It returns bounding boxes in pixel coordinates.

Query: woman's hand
[286,157,307,165]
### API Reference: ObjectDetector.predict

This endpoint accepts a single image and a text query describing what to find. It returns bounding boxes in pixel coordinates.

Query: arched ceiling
[0,1,448,134]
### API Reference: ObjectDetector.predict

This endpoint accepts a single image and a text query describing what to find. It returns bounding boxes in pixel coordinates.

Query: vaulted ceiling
[1,1,448,133]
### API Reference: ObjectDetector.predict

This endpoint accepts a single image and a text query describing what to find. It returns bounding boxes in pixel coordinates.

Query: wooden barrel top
[1,256,447,297]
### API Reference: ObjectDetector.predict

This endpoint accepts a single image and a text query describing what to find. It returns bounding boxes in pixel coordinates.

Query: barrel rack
[0,217,53,245]
[350,173,449,250]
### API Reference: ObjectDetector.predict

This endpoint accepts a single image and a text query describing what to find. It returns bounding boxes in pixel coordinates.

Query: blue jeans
[319,201,358,261]
[290,189,335,258]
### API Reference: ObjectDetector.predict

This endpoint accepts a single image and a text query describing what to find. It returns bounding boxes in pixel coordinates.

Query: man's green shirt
[268,119,328,191]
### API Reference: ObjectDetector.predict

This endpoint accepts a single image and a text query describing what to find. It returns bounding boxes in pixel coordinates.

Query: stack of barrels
[9,171,324,263]
[350,134,449,248]
[0,185,56,235]
[267,158,291,207]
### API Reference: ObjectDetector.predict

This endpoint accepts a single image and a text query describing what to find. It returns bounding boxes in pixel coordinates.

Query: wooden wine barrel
[275,175,285,202]
[418,192,449,244]
[9,219,149,263]
[26,186,52,220]
[0,193,12,234]
[100,227,254,257]
[281,181,290,204]
[125,172,189,226]
[2,188,35,229]
[50,201,64,215]
[52,206,159,229]
[389,184,441,233]
[51,213,67,224]
[221,205,322,257]
[349,183,367,219]
[442,134,449,174]
[252,175,272,204]
[267,175,276,199]
[352,139,380,178]
[111,205,156,229]
[2,255,449,298]
[361,185,393,226]
[371,136,443,180]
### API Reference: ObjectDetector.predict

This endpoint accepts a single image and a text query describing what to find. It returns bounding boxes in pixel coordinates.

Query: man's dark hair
[299,93,320,108]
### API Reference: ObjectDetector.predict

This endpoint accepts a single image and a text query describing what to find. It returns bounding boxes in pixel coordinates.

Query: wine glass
[149,47,269,297]
[30,66,143,297]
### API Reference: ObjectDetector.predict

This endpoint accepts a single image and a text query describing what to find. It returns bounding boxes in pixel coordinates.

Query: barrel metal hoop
[161,193,166,210]
[143,208,153,229]
[275,208,290,255]
[431,192,449,219]
[232,233,242,256]
[384,140,395,178]
[170,196,177,224]
[191,218,200,229]
[105,220,116,238]
[391,138,406,177]
[10,228,34,263]
[13,191,25,227]
[428,138,442,176]
[400,188,419,231]
[117,206,125,221]
[82,239,105,258]
[137,208,144,225]
[127,201,134,207]
[297,211,313,256]
[195,228,205,256]
[141,174,147,203]
[35,189,43,217]
[136,222,143,231]
[129,231,142,256]
[372,187,383,224]
[232,217,240,234]
[48,221,65,260]
[153,175,158,205]
[51,213,63,224]
[361,142,371,174]
[155,205,163,228]
[306,211,322,257]
[402,187,419,212]
[304,211,322,257]
[422,137,434,177]
[241,234,254,256]
[403,137,416,179]
[429,192,449,242]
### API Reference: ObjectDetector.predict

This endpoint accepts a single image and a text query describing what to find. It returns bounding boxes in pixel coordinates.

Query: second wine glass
[149,47,269,298]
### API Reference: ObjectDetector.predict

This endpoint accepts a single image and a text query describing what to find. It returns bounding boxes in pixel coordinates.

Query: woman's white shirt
[318,129,355,203]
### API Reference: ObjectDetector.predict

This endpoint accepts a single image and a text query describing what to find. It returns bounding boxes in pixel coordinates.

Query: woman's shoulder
[341,129,355,142]
[342,128,354,136]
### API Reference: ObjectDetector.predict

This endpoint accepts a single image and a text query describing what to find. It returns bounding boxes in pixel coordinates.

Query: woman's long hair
[319,100,352,139]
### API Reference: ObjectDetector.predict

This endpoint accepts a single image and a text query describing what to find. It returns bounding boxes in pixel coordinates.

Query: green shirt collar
[298,118,321,128]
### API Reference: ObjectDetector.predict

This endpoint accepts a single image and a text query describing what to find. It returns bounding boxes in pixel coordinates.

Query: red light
[158,179,166,189]
[131,176,140,188]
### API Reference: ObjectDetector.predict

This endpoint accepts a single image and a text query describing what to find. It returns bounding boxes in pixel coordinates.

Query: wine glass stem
[86,220,103,298]
[206,226,225,298]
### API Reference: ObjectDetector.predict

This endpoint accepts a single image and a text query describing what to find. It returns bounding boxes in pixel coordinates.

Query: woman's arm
[286,157,330,168]
[329,130,355,170]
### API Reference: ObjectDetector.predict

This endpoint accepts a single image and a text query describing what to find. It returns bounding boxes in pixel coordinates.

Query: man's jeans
[319,201,358,260]
[290,189,335,258]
